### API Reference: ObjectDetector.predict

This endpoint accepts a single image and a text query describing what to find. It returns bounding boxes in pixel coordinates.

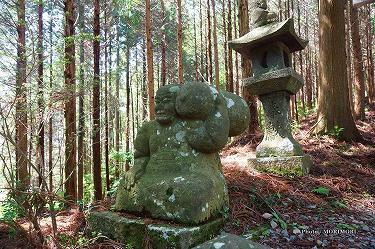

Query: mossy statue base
[248,155,311,177]
[87,211,224,249]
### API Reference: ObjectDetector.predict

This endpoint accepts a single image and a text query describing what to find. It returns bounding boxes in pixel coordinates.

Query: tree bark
[315,0,361,141]
[115,15,120,178]
[177,0,183,83]
[212,0,220,89]
[16,0,29,189]
[93,0,102,200]
[350,0,366,120]
[207,0,213,84]
[48,0,54,191]
[160,0,167,85]
[238,0,259,133]
[64,0,77,200]
[227,0,234,93]
[37,0,45,187]
[366,5,374,104]
[77,1,85,201]
[125,45,131,172]
[104,1,110,193]
[145,0,155,119]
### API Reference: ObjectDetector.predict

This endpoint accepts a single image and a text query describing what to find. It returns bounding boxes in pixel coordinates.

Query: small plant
[271,212,287,229]
[245,224,271,240]
[312,186,330,196]
[336,223,358,230]
[330,199,348,209]
[327,126,345,139]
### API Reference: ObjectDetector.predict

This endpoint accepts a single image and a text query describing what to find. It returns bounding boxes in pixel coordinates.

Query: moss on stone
[87,211,224,249]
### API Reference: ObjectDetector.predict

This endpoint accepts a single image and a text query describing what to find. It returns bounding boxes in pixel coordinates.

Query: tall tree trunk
[104,1,110,193]
[64,0,77,200]
[234,0,239,95]
[194,0,199,81]
[199,0,205,81]
[115,15,120,178]
[16,0,29,189]
[238,0,259,133]
[48,0,54,191]
[315,0,361,141]
[207,0,213,84]
[212,0,220,89]
[227,0,234,93]
[366,5,374,104]
[37,0,45,187]
[77,1,85,201]
[177,0,183,83]
[125,45,131,172]
[160,0,167,85]
[350,0,365,120]
[93,0,102,200]
[145,0,155,119]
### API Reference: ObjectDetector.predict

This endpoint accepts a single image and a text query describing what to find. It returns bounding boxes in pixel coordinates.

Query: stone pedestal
[87,211,224,249]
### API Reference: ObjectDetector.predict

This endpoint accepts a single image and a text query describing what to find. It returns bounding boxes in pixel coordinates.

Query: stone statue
[115,82,250,225]
[250,0,278,28]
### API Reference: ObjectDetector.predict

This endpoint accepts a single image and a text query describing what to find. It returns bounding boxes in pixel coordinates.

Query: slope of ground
[0,107,374,248]
[222,106,375,248]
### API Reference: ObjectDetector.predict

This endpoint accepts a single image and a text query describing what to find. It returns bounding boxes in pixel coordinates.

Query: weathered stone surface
[249,0,277,28]
[192,233,270,249]
[87,211,223,249]
[256,91,303,157]
[115,83,249,225]
[244,67,303,95]
[248,155,311,177]
[221,91,250,137]
[228,19,308,55]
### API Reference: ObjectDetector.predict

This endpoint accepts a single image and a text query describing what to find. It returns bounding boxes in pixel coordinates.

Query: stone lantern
[229,10,312,176]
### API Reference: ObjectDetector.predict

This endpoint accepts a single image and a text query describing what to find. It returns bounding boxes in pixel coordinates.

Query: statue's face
[155,85,179,125]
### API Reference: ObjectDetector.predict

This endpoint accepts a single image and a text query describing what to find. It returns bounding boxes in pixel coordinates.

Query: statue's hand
[123,157,148,190]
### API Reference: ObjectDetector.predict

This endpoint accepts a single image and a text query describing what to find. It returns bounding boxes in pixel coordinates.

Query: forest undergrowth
[1,106,374,249]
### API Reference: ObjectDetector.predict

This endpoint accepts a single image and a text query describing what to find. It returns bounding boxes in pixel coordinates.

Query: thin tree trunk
[194,0,199,81]
[177,0,183,83]
[212,0,220,89]
[115,15,120,178]
[227,0,234,93]
[145,0,155,119]
[234,0,239,95]
[16,0,28,189]
[64,0,77,200]
[77,1,85,201]
[160,0,167,85]
[37,0,45,187]
[350,0,365,120]
[125,45,131,172]
[199,0,205,81]
[104,1,110,193]
[48,0,53,191]
[207,0,213,84]
[93,0,102,200]
[366,5,374,103]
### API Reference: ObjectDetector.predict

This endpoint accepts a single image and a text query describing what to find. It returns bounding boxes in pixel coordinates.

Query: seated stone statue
[115,82,249,224]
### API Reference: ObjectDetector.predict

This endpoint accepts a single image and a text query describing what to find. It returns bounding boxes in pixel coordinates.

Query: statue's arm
[186,95,230,154]
[124,122,152,189]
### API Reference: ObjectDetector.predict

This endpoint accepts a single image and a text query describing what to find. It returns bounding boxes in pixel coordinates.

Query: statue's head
[155,84,181,125]
[254,0,267,9]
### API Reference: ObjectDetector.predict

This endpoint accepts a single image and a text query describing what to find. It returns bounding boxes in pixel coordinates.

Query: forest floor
[0,106,374,249]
